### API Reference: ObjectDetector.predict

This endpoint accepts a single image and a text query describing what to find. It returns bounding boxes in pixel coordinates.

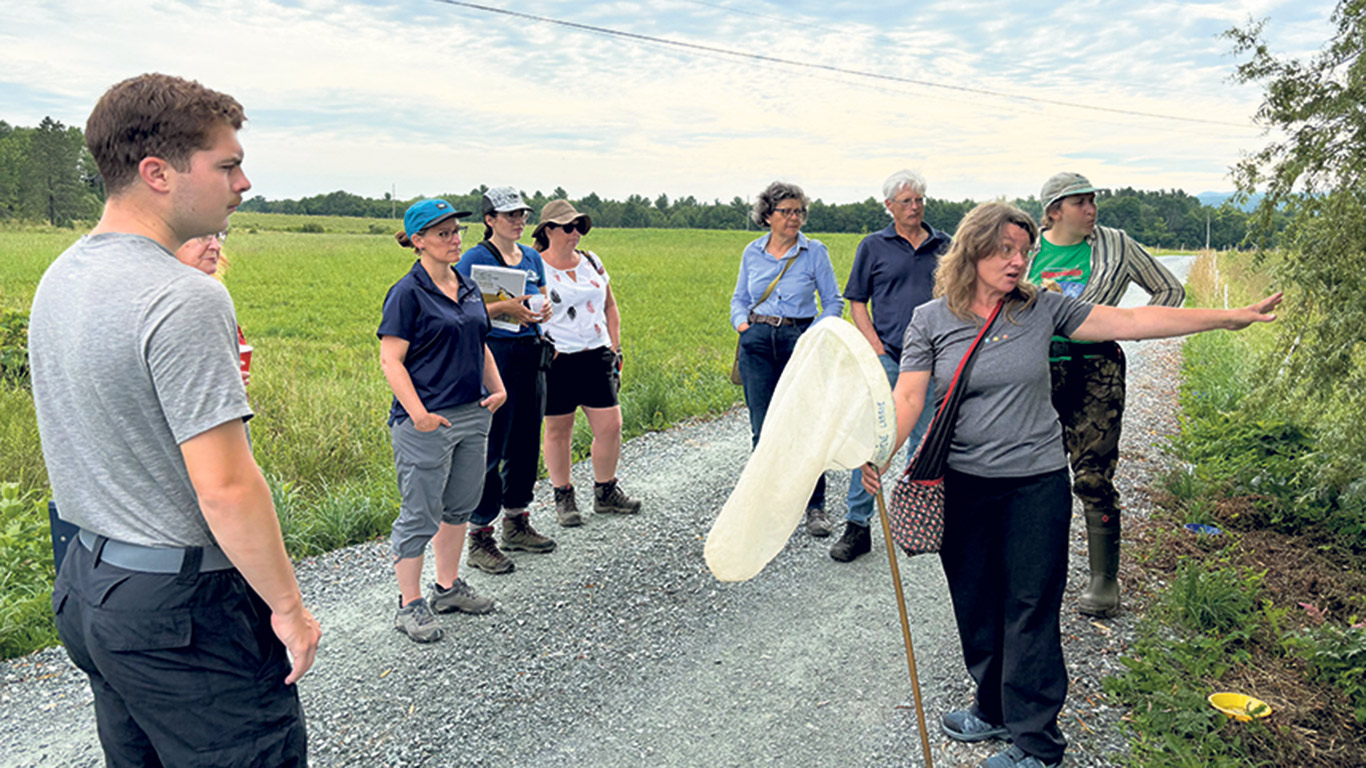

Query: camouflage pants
[1049,342,1125,529]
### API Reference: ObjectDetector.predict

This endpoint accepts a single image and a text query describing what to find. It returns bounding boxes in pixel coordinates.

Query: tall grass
[0,223,864,656]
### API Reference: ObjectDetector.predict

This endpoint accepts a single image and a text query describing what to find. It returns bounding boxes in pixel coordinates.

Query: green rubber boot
[1078,511,1121,618]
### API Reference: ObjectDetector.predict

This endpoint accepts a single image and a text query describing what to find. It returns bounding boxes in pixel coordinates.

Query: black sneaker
[594,478,641,514]
[805,507,833,537]
[467,526,515,574]
[829,522,871,561]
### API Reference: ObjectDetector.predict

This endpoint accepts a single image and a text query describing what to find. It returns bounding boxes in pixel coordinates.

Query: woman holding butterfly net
[862,201,1280,768]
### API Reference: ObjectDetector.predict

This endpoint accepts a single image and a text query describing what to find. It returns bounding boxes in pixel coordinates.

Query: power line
[430,0,1254,129]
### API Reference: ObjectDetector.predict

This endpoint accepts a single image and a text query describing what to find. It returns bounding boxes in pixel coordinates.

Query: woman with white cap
[456,187,556,575]
[380,199,507,643]
[533,199,642,525]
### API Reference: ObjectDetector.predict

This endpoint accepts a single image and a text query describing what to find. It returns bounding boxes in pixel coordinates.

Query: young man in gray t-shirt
[30,74,320,766]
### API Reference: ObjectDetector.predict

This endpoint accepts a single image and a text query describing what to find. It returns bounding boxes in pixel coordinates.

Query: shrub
[1285,623,1366,723]
[0,482,57,658]
[0,310,29,386]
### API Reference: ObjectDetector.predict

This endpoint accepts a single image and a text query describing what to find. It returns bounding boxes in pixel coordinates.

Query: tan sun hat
[532,199,592,240]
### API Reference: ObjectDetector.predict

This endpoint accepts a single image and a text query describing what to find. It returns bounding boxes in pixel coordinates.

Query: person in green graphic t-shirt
[1028,172,1185,619]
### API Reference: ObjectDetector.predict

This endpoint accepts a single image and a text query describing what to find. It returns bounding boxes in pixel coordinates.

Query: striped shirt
[1031,224,1184,308]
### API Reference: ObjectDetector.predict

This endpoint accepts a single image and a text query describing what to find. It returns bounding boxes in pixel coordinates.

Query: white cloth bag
[705,318,896,582]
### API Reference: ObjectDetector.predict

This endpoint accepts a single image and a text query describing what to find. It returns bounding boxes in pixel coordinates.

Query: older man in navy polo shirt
[831,169,950,562]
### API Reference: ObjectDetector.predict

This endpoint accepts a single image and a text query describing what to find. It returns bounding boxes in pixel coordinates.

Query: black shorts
[545,346,619,416]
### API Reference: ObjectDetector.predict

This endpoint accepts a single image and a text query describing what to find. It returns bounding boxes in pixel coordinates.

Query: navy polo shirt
[378,260,490,425]
[455,241,546,340]
[842,222,950,359]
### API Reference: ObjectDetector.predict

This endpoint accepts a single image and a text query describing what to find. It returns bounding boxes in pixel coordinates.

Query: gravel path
[0,259,1193,768]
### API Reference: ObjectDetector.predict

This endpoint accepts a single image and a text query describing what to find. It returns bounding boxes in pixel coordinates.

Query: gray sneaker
[942,709,1010,742]
[555,485,583,527]
[805,507,833,537]
[394,596,443,643]
[502,513,557,553]
[594,478,641,514]
[429,578,494,615]
[468,526,515,574]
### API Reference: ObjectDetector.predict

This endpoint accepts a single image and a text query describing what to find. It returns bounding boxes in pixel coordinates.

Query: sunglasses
[553,221,586,234]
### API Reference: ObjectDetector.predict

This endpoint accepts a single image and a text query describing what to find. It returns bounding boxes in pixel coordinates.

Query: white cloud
[0,0,1338,203]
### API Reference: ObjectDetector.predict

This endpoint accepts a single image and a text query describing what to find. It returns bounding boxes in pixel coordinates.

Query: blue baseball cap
[404,199,471,238]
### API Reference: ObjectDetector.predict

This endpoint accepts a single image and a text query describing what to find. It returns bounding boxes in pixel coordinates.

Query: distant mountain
[1197,191,1264,211]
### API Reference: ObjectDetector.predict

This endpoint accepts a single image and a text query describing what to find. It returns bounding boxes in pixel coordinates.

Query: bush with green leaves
[1284,623,1366,723]
[0,482,57,658]
[0,309,28,386]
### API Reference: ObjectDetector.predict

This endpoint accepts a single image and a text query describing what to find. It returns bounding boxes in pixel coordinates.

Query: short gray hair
[751,181,809,227]
[882,169,927,202]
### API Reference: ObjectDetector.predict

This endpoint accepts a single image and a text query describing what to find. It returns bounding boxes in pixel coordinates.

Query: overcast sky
[0,0,1337,205]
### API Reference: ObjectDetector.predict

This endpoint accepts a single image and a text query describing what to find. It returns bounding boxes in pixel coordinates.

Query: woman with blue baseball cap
[379,198,508,643]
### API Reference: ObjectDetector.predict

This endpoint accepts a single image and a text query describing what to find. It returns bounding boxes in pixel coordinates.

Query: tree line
[0,116,1262,249]
[0,119,104,226]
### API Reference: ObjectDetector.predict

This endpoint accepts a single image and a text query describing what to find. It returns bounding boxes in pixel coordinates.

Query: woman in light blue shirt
[730,181,842,536]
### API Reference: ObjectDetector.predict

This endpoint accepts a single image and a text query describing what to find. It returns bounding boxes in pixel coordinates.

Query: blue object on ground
[1183,523,1223,535]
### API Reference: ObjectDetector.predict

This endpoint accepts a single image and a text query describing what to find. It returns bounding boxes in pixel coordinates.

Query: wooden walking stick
[875,483,935,768]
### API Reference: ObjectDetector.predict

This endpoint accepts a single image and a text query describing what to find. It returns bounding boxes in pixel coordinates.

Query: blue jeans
[844,353,935,525]
[737,321,825,509]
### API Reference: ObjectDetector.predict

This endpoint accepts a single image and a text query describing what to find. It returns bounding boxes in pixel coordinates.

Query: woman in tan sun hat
[533,199,642,526]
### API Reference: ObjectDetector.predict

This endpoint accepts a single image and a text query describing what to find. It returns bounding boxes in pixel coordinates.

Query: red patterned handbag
[888,300,1002,556]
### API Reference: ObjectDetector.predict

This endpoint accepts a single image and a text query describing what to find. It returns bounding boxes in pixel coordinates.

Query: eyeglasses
[890,196,924,207]
[500,210,530,222]
[424,225,469,240]
[197,230,227,244]
[994,241,1029,260]
[773,207,807,219]
[554,221,586,234]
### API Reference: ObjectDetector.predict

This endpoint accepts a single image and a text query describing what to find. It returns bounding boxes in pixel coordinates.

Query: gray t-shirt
[901,291,1093,477]
[30,233,252,547]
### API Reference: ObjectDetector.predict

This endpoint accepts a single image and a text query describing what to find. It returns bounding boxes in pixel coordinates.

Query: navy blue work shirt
[455,241,546,340]
[378,260,490,426]
[842,222,951,359]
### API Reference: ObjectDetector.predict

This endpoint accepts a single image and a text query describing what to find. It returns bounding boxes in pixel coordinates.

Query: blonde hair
[934,201,1039,323]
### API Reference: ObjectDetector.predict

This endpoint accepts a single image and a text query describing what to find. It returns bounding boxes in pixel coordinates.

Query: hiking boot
[594,478,641,515]
[829,522,871,561]
[429,578,495,614]
[979,745,1060,768]
[805,507,833,537]
[555,485,583,527]
[468,526,515,574]
[501,513,557,553]
[394,596,442,643]
[942,709,1009,742]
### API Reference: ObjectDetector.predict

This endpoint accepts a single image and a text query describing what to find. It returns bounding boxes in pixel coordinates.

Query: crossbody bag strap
[902,299,1003,478]
[752,255,796,313]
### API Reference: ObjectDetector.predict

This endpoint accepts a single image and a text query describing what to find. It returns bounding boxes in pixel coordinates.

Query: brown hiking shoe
[501,513,556,553]
[594,478,641,515]
[467,525,515,574]
[555,485,583,527]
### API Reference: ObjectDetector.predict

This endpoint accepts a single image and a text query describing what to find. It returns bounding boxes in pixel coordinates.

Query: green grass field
[0,221,860,553]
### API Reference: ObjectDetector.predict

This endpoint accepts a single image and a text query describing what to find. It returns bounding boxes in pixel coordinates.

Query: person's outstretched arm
[1071,292,1282,342]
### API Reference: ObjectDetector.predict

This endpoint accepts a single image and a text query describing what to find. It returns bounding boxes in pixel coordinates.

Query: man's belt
[748,312,814,327]
[78,529,235,574]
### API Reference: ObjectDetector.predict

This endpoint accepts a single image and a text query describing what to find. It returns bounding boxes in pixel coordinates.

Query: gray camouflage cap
[1041,172,1096,209]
